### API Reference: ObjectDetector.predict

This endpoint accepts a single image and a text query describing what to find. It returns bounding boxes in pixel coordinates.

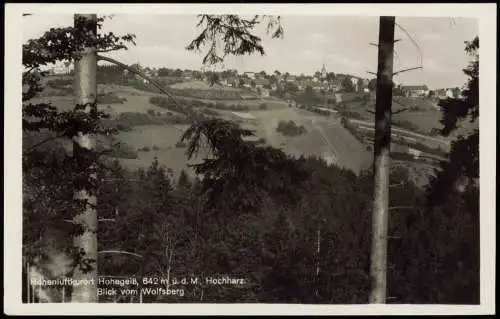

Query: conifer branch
[97,55,183,108]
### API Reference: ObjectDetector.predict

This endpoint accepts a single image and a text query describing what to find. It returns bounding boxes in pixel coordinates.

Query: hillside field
[25,80,468,187]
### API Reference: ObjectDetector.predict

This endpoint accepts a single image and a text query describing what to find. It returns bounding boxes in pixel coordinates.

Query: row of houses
[49,61,460,102]
[212,71,372,96]
[432,87,463,99]
[399,85,463,99]
[400,85,430,98]
[47,63,74,76]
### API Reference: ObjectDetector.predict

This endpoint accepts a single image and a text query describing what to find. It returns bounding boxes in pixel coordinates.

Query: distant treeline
[170,88,244,100]
[149,95,263,114]
[295,103,335,116]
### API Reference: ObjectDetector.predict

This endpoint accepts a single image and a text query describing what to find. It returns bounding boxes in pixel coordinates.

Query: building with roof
[244,72,256,79]
[254,78,270,89]
[400,85,429,98]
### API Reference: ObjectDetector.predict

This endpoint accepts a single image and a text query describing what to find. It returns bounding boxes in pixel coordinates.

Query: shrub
[175,141,187,148]
[259,103,268,110]
[114,123,132,132]
[276,120,308,137]
[340,110,363,120]
[147,109,156,116]
[429,128,441,136]
[138,146,151,152]
[152,145,160,151]
[311,108,331,116]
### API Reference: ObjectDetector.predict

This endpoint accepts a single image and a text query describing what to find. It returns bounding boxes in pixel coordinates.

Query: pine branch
[187,15,283,66]
[24,134,64,154]
[97,45,128,53]
[393,67,422,76]
[97,55,183,108]
[98,250,143,258]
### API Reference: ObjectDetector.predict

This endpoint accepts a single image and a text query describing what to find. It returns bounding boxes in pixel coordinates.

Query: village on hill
[47,61,463,103]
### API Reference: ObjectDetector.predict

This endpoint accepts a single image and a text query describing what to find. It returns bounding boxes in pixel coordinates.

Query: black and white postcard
[4,3,496,316]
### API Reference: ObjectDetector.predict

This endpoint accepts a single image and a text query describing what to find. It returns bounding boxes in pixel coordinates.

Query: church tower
[321,63,327,80]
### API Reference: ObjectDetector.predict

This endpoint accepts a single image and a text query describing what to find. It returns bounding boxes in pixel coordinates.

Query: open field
[232,108,372,174]
[170,80,239,91]
[113,124,209,179]
[174,96,289,110]
[337,94,447,134]
[27,83,474,185]
[348,118,451,150]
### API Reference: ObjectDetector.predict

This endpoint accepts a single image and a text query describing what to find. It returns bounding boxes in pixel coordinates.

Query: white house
[244,72,255,79]
[350,77,358,87]
[400,85,429,98]
[335,93,343,103]
[444,89,454,98]
[243,79,251,88]
[52,63,73,75]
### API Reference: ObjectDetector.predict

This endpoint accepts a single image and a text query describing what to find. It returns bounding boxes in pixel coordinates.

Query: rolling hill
[24,80,469,187]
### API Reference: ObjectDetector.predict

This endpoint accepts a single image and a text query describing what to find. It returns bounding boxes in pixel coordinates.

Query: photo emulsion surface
[20,13,481,305]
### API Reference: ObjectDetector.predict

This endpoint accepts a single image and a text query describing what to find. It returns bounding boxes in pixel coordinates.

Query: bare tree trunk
[315,226,321,298]
[71,13,98,303]
[369,16,395,304]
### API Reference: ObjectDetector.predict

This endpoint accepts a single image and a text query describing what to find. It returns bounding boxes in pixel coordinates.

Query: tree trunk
[71,13,98,303]
[369,16,395,304]
[315,226,321,298]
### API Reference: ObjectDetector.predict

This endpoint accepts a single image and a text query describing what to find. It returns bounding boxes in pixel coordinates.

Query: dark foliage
[187,15,283,66]
[438,37,478,136]
[276,120,308,137]
[22,15,480,305]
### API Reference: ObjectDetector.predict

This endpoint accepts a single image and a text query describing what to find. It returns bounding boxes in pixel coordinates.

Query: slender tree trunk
[71,13,98,303]
[369,16,395,304]
[315,226,321,298]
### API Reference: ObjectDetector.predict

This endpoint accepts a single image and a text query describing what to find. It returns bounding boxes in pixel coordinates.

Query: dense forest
[21,15,479,304]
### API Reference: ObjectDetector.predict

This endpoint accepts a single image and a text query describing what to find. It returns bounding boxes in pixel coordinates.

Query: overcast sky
[22,14,478,89]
